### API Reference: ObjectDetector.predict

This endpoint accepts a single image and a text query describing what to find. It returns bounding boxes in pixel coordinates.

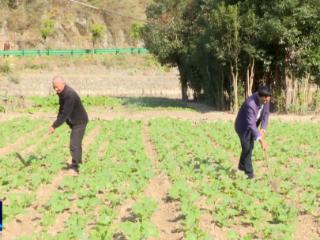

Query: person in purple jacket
[235,86,271,179]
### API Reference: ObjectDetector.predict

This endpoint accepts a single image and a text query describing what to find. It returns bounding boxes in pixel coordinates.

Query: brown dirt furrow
[294,214,320,240]
[3,126,101,239]
[0,114,23,123]
[144,174,183,240]
[112,198,137,239]
[142,121,183,240]
[110,122,183,240]
[97,137,108,160]
[142,122,158,169]
[199,212,227,240]
[194,182,229,239]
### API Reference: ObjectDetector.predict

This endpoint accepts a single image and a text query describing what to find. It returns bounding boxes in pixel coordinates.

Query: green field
[1,116,319,239]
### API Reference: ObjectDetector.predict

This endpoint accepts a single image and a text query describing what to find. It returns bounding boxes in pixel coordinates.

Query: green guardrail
[0,48,149,56]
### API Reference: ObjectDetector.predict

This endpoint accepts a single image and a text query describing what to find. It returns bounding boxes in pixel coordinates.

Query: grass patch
[23,96,195,112]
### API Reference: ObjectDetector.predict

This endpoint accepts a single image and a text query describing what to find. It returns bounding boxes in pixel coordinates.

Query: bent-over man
[235,86,271,179]
[49,76,88,172]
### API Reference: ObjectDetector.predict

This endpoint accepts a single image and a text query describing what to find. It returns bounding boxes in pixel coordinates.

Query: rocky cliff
[0,0,148,50]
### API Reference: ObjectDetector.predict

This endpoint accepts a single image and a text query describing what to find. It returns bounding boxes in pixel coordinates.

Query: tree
[253,0,320,111]
[90,23,105,48]
[142,0,320,112]
[130,22,143,40]
[142,0,207,101]
[239,4,260,98]
[40,19,55,46]
[206,3,241,112]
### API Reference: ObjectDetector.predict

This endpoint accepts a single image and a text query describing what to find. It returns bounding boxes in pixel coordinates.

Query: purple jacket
[235,92,270,140]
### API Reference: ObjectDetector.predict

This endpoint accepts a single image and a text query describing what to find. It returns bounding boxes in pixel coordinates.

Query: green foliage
[121,220,159,240]
[90,23,105,47]
[0,60,12,74]
[40,19,55,41]
[132,197,157,220]
[130,22,143,40]
[142,0,195,77]
[208,3,241,63]
[142,0,320,111]
[149,118,320,238]
[1,117,319,238]
[121,197,159,239]
[25,96,195,112]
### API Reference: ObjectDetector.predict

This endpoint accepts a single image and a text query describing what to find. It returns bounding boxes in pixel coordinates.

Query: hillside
[0,0,150,50]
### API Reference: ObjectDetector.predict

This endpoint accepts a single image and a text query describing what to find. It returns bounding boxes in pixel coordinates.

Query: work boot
[63,163,79,173]
[246,173,254,179]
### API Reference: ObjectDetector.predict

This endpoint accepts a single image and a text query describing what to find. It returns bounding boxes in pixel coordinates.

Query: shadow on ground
[120,97,215,113]
[4,95,216,113]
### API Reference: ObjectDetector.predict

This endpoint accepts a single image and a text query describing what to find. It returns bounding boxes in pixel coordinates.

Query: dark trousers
[69,123,87,166]
[238,135,255,177]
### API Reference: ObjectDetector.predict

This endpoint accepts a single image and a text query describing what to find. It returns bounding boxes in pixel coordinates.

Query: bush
[90,23,105,48]
[40,19,55,41]
[0,62,11,74]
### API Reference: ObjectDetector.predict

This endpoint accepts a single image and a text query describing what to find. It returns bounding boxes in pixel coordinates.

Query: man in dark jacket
[49,76,88,172]
[235,86,271,179]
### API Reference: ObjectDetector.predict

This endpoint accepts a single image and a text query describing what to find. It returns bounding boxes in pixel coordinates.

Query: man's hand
[259,129,266,139]
[49,126,55,134]
[259,138,268,151]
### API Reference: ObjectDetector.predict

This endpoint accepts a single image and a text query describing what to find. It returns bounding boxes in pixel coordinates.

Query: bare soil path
[142,122,183,240]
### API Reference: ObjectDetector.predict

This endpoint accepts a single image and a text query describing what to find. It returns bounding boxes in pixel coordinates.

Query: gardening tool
[263,149,278,192]
[15,152,44,167]
[16,152,28,166]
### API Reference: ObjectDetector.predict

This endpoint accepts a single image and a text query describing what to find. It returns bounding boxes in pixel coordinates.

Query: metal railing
[0,48,149,56]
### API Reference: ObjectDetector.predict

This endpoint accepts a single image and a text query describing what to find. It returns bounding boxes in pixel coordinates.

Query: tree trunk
[177,62,188,101]
[285,69,293,112]
[300,74,310,112]
[246,57,254,98]
[207,64,223,109]
[292,77,298,111]
[219,66,225,109]
[284,50,297,112]
[181,81,188,101]
[230,63,238,113]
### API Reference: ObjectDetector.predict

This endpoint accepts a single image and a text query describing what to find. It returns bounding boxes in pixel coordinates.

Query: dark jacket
[52,85,88,129]
[235,92,269,140]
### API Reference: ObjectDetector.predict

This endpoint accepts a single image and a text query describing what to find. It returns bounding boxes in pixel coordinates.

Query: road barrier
[0,48,149,56]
